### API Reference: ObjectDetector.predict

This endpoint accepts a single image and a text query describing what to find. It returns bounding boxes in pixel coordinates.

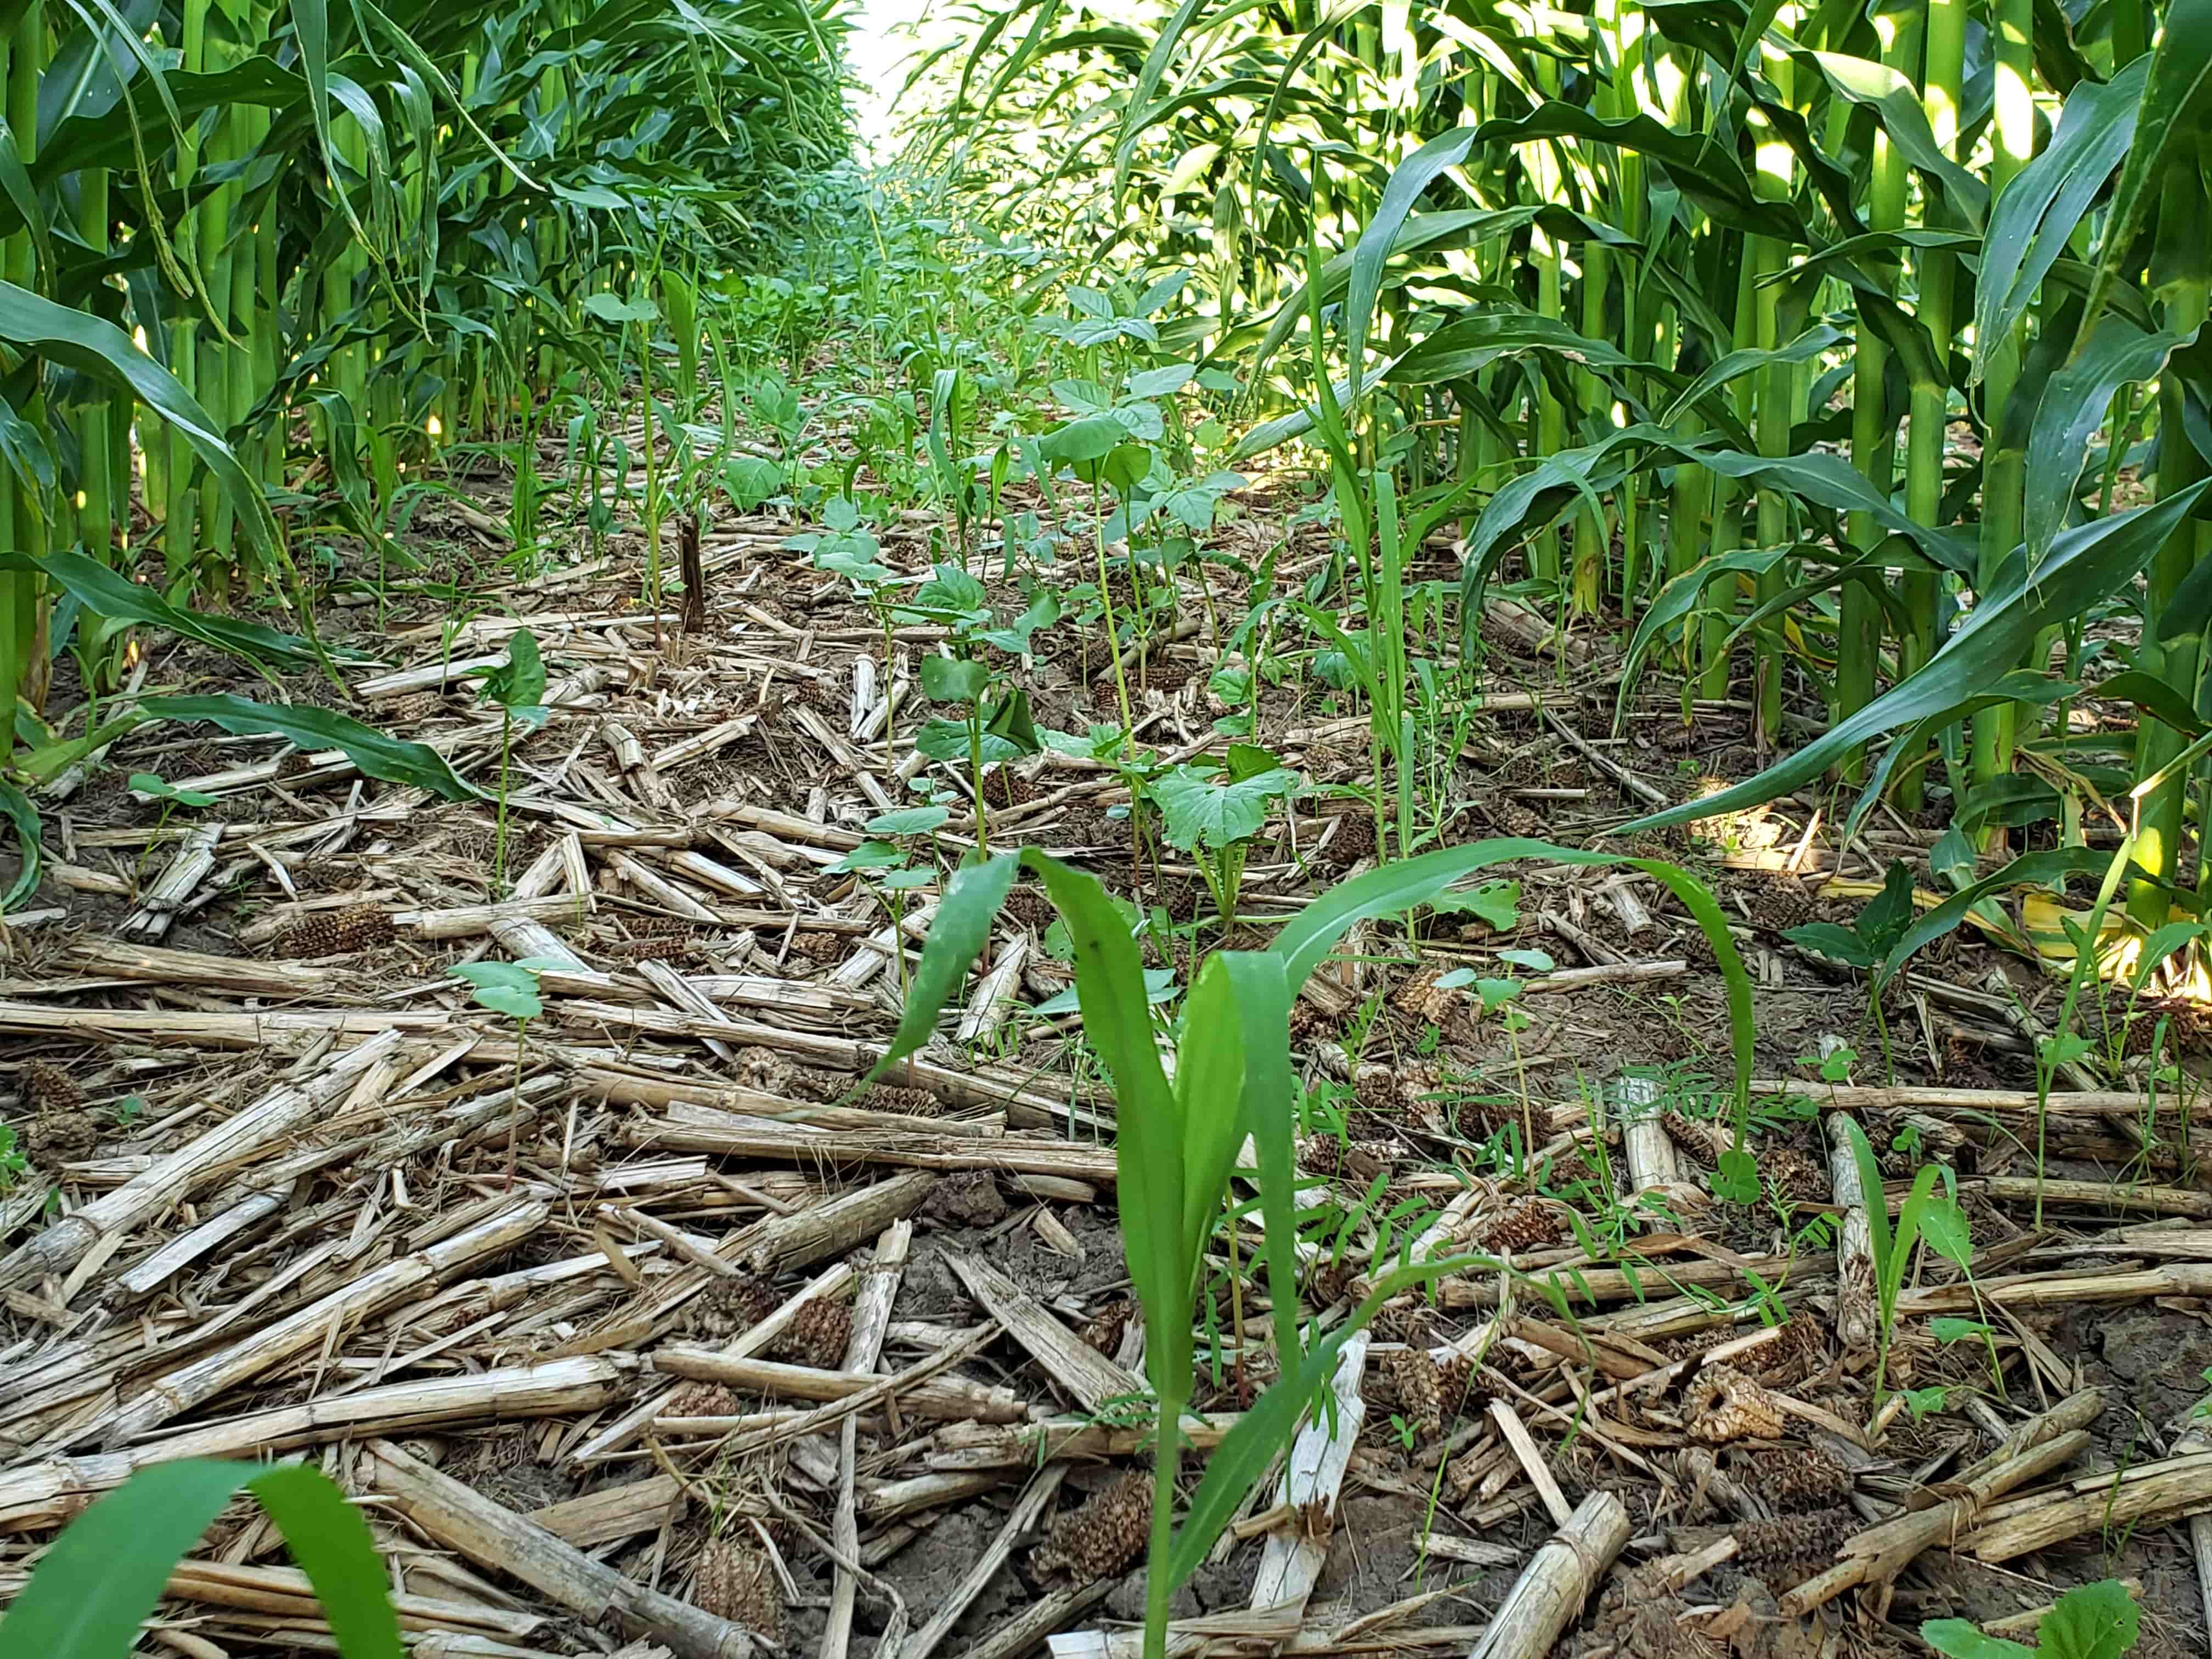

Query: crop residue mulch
[2,487,2210,1659]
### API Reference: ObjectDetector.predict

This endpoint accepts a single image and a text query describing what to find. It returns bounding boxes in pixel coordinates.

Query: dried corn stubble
[662,1380,746,1418]
[1674,1316,1825,1389]
[1759,1148,1826,1205]
[1745,1446,1854,1514]
[1370,1348,1482,1444]
[1296,1133,1396,1184]
[1730,1506,1856,1592]
[1391,963,1464,1028]
[1477,1199,1563,1255]
[21,1060,81,1114]
[1079,1297,1135,1357]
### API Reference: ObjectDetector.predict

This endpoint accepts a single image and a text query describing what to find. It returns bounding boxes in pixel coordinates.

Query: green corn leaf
[868,850,1020,1065]
[1872,847,2174,988]
[861,850,1187,1400]
[1269,839,1754,1118]
[1163,1252,1486,1592]
[1620,543,1908,717]
[0,550,336,677]
[0,1459,402,1659]
[1799,49,1989,224]
[2085,669,2210,738]
[0,118,52,291]
[2076,0,2212,347]
[1837,1117,1893,1287]
[1974,57,2150,382]
[0,778,41,913]
[2016,315,2196,571]
[1622,482,2212,840]
[1657,325,1847,426]
[1460,426,1976,603]
[1342,125,1483,373]
[1243,206,1635,373]
[140,696,480,801]
[1020,854,1188,1402]
[0,281,280,566]
[1784,923,1881,968]
[1110,0,1207,208]
[1212,949,1301,1363]
[1174,954,1250,1297]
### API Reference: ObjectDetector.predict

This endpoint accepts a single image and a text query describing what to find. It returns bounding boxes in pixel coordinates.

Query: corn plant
[1835,1116,1972,1409]
[0,1459,402,1657]
[919,0,2212,975]
[871,838,1755,1659]
[0,0,849,783]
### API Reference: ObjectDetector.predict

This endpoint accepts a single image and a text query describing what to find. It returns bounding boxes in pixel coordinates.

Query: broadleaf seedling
[467,629,549,895]
[449,955,565,1186]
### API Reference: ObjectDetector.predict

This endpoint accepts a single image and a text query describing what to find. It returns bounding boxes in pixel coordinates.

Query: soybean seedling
[128,772,218,890]
[467,629,549,895]
[915,655,1037,859]
[1784,861,1916,1079]
[1152,744,1298,943]
[0,1123,26,1195]
[1036,414,1146,748]
[449,957,564,1187]
[832,808,947,1001]
[787,500,895,764]
[1923,1577,2140,1659]
[898,565,1051,855]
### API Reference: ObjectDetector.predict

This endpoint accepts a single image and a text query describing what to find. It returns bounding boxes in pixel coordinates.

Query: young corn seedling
[4,1460,403,1659]
[872,837,1756,1659]
[1836,1115,1973,1413]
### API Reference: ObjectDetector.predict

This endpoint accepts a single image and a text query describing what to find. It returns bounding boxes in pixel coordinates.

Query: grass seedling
[467,629,549,895]
[2029,831,2138,1226]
